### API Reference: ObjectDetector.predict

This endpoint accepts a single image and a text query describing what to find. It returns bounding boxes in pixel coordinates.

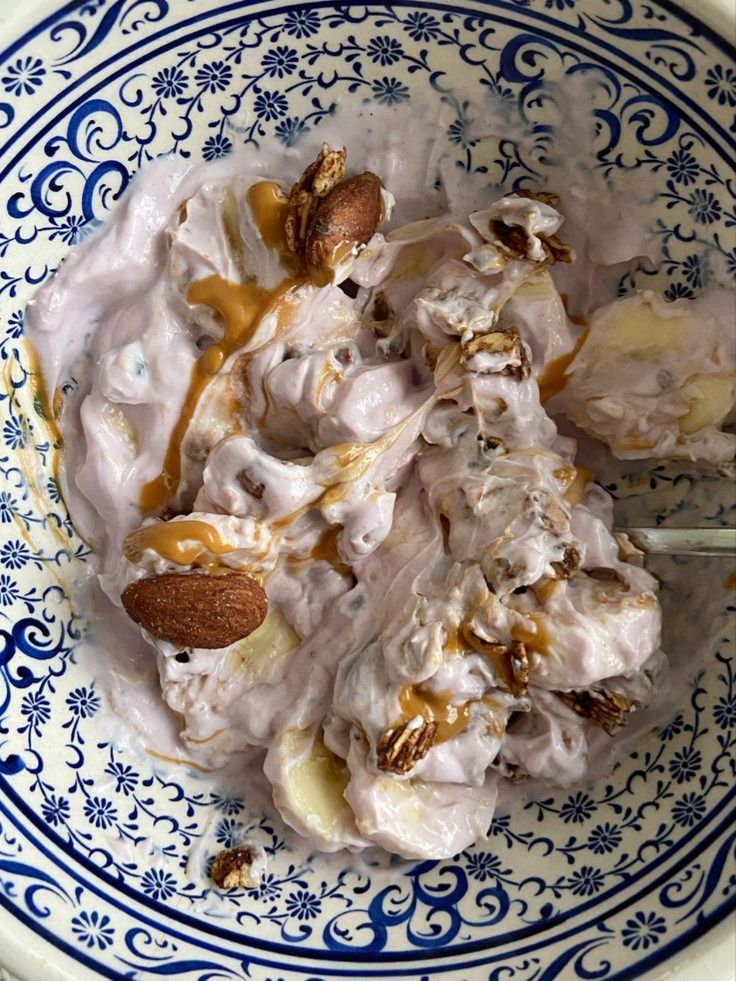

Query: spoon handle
[615,527,736,557]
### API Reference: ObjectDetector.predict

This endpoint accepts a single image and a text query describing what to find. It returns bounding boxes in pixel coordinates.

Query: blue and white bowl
[0,1,734,978]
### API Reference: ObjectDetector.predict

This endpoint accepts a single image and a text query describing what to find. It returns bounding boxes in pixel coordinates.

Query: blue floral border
[0,1,734,978]
[1,792,734,978]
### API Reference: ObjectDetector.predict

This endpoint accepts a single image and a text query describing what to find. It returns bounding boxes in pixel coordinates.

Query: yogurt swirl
[26,144,731,860]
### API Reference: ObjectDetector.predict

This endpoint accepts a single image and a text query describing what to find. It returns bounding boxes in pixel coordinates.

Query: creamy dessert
[26,143,735,861]
[553,290,735,472]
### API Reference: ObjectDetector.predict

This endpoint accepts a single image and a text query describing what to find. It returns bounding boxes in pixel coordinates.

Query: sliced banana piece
[227,610,300,682]
[264,727,369,851]
[343,736,497,860]
[558,290,736,470]
[678,373,735,435]
[600,298,685,359]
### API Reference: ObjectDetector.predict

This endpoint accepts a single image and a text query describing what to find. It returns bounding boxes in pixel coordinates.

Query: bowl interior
[0,1,734,978]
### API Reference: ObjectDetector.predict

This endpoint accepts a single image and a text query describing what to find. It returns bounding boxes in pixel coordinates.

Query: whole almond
[121,572,267,649]
[305,172,382,275]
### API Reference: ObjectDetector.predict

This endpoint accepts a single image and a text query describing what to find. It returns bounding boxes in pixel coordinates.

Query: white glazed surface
[0,0,734,978]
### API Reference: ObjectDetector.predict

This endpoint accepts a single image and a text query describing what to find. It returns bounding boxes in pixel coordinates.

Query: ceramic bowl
[0,1,734,978]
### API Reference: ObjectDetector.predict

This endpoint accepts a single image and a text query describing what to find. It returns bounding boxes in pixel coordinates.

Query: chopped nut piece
[285,143,347,259]
[551,545,582,580]
[211,846,258,889]
[544,234,573,263]
[478,435,507,457]
[556,689,635,736]
[529,490,568,535]
[377,718,439,774]
[237,468,265,500]
[490,215,571,265]
[461,627,529,698]
[373,290,391,322]
[491,220,529,260]
[492,756,528,781]
[508,639,529,698]
[306,172,383,277]
[461,327,530,379]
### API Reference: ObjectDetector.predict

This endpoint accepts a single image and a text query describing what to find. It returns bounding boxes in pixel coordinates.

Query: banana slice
[264,727,369,851]
[600,298,685,359]
[678,374,735,435]
[513,270,559,302]
[343,736,497,860]
[227,610,300,682]
[558,290,736,470]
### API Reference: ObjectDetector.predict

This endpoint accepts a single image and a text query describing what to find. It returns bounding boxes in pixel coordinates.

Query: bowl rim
[0,1,734,979]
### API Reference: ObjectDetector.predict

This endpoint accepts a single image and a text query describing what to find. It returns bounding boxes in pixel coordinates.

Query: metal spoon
[614,527,736,557]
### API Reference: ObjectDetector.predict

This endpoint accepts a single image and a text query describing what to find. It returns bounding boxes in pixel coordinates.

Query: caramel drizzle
[286,524,352,578]
[399,685,472,744]
[538,328,590,404]
[145,748,213,772]
[246,181,292,261]
[512,616,552,656]
[140,181,299,514]
[309,525,351,577]
[554,465,593,507]
[123,518,233,570]
[459,623,517,686]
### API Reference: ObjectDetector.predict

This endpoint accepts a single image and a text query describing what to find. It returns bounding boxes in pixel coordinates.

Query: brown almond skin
[121,572,267,649]
[306,172,383,275]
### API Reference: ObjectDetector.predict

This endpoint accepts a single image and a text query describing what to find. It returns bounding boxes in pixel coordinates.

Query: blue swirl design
[8,100,128,225]
[0,1,733,978]
[584,0,705,82]
[50,0,170,67]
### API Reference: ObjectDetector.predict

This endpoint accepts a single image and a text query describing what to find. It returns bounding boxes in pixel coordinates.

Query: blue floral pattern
[704,65,736,107]
[1,56,45,97]
[621,911,667,951]
[0,1,733,978]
